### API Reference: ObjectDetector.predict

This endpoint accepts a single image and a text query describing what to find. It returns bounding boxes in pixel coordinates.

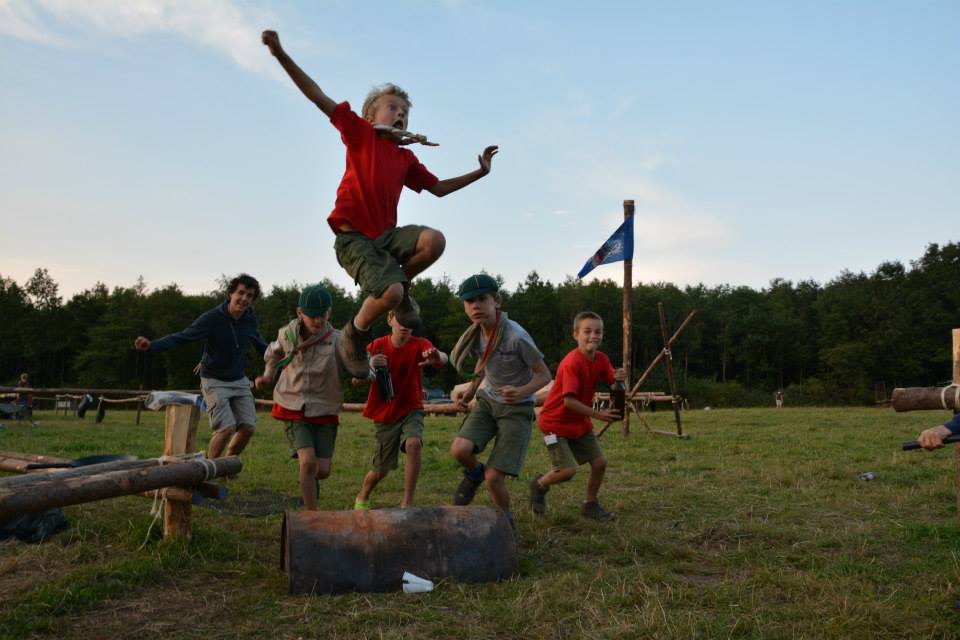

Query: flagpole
[622,199,634,436]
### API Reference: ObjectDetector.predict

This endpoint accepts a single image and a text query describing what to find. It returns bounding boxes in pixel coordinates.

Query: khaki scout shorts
[457,391,534,477]
[334,225,427,297]
[548,432,605,471]
[371,410,424,473]
[201,377,256,432]
[285,421,338,459]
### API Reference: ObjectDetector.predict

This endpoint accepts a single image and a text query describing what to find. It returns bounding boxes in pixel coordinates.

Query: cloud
[0,0,278,75]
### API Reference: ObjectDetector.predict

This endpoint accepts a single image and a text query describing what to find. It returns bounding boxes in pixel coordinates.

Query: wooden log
[0,459,155,489]
[0,386,200,396]
[138,481,228,503]
[658,302,684,437]
[0,451,70,474]
[163,404,199,540]
[891,387,960,412]
[623,200,634,437]
[628,309,699,397]
[0,456,241,519]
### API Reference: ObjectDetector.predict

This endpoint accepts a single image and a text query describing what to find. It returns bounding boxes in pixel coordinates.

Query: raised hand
[261,30,282,56]
[478,145,498,174]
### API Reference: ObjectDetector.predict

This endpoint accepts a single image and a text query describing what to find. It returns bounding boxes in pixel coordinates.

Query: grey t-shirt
[471,319,544,404]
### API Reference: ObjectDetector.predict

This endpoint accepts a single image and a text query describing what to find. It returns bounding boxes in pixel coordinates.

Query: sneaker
[354,498,371,511]
[528,475,548,515]
[394,291,422,330]
[453,465,485,506]
[581,500,616,521]
[342,320,372,370]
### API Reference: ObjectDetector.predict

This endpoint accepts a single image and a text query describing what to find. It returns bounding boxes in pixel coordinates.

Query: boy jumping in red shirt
[262,30,497,371]
[353,310,448,509]
[529,312,625,521]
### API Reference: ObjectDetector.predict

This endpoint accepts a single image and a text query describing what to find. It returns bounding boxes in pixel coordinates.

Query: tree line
[4,242,960,406]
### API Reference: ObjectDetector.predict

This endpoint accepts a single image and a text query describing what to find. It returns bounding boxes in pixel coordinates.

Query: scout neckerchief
[273,321,335,372]
[451,310,506,405]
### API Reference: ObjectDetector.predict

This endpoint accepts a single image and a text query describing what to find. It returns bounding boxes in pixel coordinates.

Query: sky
[1,0,958,299]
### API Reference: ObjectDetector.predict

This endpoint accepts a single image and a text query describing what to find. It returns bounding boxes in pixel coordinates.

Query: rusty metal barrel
[281,506,517,594]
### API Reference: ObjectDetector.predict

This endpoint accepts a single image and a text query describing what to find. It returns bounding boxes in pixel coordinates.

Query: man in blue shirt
[134,274,267,459]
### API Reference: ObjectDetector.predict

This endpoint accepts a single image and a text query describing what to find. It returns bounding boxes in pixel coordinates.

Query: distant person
[16,373,36,426]
[448,274,552,529]
[528,312,625,521]
[775,389,784,409]
[255,285,360,511]
[134,274,267,460]
[262,30,498,372]
[352,310,448,510]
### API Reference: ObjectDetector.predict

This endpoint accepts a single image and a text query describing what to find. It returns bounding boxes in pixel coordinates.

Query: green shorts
[548,432,605,471]
[371,410,424,473]
[334,225,428,297]
[457,391,534,477]
[284,421,338,459]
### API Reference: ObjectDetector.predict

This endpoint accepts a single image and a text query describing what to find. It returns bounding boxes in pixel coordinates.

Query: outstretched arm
[427,145,498,197]
[262,30,337,117]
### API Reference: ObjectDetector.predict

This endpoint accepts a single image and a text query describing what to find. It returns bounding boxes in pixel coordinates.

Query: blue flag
[577,216,634,278]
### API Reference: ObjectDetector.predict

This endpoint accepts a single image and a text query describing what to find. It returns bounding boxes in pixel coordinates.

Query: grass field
[2,407,960,639]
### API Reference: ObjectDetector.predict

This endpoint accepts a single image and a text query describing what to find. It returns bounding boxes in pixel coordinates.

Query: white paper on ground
[402,571,434,593]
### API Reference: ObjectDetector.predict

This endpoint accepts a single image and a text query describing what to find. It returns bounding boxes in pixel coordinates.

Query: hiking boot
[529,474,548,515]
[581,500,616,521]
[453,465,485,506]
[342,320,372,371]
[394,291,422,330]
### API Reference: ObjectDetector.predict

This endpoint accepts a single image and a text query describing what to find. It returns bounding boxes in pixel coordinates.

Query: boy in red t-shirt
[529,312,625,521]
[353,310,448,509]
[262,30,498,371]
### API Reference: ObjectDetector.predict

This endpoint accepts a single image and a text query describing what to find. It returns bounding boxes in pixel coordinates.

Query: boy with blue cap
[256,284,361,510]
[449,274,552,527]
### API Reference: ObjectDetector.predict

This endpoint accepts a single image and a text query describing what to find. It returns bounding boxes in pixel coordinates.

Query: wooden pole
[953,329,960,524]
[0,456,240,519]
[658,303,684,437]
[891,387,960,412]
[163,404,200,540]
[628,310,699,397]
[622,200,634,436]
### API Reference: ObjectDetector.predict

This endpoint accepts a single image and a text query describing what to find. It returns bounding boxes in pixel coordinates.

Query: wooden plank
[162,404,200,540]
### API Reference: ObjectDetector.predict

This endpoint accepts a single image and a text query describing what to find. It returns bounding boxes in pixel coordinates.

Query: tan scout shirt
[262,319,353,417]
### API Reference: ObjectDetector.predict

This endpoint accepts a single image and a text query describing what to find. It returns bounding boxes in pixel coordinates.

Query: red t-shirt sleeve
[330,101,372,148]
[404,155,439,192]
[556,360,582,399]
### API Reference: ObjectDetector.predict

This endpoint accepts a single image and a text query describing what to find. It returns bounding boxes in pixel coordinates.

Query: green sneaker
[354,498,371,511]
[581,500,616,521]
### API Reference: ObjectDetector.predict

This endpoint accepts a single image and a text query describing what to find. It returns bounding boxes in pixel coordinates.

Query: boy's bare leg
[537,467,575,489]
[401,438,422,507]
[226,425,254,456]
[451,437,480,470]
[357,470,387,503]
[485,467,511,514]
[298,448,320,510]
[585,457,607,503]
[354,283,404,330]
[402,229,446,279]
[207,427,235,459]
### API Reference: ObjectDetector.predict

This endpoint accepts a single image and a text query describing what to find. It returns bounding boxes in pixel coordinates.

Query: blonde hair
[573,311,603,332]
[361,84,412,122]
